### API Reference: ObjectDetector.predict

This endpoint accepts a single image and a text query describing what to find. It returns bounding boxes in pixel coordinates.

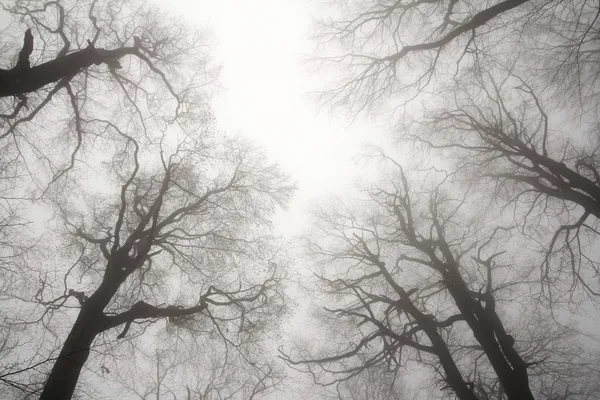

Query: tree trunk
[39,280,117,399]
[427,328,479,400]
[444,273,535,400]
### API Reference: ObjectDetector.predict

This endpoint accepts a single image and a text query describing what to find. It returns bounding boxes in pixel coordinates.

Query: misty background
[0,0,599,399]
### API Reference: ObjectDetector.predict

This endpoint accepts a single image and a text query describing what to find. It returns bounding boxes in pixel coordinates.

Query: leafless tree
[116,329,285,400]
[1,128,293,399]
[311,0,600,309]
[281,155,600,400]
[0,0,215,185]
[295,1,600,399]
[312,0,600,115]
[335,364,406,400]
[0,148,42,399]
[0,2,289,398]
[411,70,600,302]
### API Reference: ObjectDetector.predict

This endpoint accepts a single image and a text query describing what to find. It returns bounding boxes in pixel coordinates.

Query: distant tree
[281,155,600,400]
[117,328,285,399]
[337,365,406,400]
[312,0,599,115]
[0,145,40,399]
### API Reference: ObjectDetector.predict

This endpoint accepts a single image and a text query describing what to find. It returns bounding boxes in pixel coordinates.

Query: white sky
[160,0,387,236]
[152,5,391,396]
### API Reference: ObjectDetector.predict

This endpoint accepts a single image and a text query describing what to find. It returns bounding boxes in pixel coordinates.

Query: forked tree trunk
[443,272,535,400]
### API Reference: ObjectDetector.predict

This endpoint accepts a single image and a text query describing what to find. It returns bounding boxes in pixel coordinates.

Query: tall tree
[282,157,600,400]
[0,2,297,398]
[296,0,600,397]
[27,130,293,399]
[310,0,600,300]
[415,71,600,300]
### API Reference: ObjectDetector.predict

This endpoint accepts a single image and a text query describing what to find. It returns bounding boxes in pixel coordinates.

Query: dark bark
[39,253,210,399]
[429,232,534,400]
[392,192,535,399]
[0,30,136,98]
[17,29,33,69]
[510,146,600,219]
[443,272,534,400]
[40,260,146,398]
[363,245,478,400]
[402,297,478,400]
[39,290,112,400]
[39,258,128,399]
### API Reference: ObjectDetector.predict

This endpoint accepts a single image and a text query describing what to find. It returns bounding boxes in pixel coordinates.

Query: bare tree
[0,150,43,399]
[2,128,293,398]
[336,365,406,400]
[411,70,600,301]
[0,1,296,399]
[294,1,600,399]
[0,0,214,185]
[312,0,600,115]
[310,0,600,310]
[116,329,285,400]
[281,156,600,400]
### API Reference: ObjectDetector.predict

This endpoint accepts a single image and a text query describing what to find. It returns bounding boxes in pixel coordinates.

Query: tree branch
[0,35,137,98]
[103,301,207,337]
[383,0,529,63]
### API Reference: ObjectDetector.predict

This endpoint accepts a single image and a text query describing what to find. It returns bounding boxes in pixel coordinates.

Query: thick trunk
[445,275,534,400]
[39,275,122,400]
[40,305,106,399]
[376,259,477,400]
[407,312,477,399]
[426,327,479,400]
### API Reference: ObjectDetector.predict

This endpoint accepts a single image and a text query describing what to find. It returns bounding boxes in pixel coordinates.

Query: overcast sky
[145,4,392,396]
[158,0,388,237]
[0,0,387,235]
